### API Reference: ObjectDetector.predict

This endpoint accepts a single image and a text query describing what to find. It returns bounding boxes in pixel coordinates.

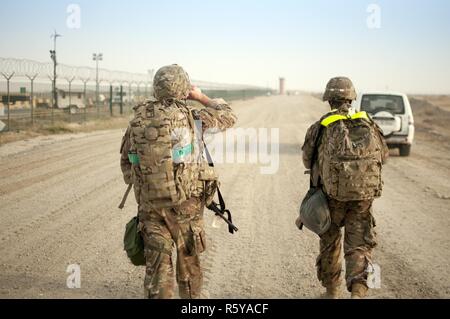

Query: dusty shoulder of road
[410,95,450,151]
[0,116,130,146]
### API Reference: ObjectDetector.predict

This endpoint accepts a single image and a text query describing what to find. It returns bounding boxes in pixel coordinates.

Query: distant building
[57,89,86,109]
[1,93,31,110]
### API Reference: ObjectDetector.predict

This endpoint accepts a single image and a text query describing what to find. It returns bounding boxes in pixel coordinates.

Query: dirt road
[0,95,449,298]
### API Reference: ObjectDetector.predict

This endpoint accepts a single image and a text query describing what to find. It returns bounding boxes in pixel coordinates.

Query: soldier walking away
[300,77,389,299]
[120,64,236,299]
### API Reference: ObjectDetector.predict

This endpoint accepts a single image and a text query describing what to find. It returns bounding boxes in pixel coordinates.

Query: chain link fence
[0,57,271,132]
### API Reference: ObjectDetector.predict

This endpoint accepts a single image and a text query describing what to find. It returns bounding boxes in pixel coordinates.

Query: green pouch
[123,216,146,266]
[128,152,140,165]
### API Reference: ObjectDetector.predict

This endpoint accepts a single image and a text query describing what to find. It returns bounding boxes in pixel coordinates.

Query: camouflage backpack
[128,97,201,210]
[319,110,384,201]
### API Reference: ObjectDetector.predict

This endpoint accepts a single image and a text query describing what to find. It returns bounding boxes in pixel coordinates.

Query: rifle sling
[195,115,236,234]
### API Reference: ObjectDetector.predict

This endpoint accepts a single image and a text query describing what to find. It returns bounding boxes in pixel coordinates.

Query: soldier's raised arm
[188,86,237,131]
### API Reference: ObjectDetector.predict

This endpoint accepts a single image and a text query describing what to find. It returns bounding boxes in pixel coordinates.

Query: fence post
[129,83,132,108]
[31,78,33,125]
[97,82,100,118]
[109,85,113,116]
[1,72,14,131]
[26,74,38,126]
[7,76,10,131]
[137,83,140,101]
[48,75,55,125]
[120,85,123,115]
[67,77,75,122]
[81,78,89,123]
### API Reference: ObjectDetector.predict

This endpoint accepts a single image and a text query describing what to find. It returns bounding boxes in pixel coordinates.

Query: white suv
[353,92,414,156]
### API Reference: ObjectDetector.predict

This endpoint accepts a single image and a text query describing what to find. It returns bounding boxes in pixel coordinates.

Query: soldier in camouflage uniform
[120,64,236,299]
[301,77,389,299]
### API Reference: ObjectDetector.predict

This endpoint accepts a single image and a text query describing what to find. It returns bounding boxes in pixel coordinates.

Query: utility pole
[92,53,103,116]
[50,30,62,109]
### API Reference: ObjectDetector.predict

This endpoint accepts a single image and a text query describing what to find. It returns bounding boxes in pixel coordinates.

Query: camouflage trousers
[138,197,206,299]
[316,198,377,291]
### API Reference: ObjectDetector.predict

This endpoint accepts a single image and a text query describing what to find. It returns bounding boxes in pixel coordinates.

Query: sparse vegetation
[0,116,130,145]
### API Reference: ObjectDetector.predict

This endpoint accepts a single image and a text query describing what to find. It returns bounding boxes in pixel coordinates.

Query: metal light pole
[92,53,103,116]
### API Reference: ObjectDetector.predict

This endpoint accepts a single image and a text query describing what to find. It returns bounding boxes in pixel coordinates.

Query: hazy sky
[0,0,449,93]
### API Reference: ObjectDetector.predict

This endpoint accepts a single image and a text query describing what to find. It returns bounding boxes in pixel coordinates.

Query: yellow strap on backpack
[320,111,369,127]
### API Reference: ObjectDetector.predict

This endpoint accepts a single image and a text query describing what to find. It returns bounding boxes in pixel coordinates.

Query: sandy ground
[0,94,449,299]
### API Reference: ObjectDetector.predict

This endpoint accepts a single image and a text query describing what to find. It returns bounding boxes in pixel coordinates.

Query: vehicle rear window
[360,94,405,114]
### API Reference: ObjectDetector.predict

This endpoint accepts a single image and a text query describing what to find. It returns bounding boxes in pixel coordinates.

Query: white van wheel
[399,145,411,157]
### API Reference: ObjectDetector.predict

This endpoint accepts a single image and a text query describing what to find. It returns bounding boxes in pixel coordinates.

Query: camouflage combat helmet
[322,77,357,102]
[153,64,191,101]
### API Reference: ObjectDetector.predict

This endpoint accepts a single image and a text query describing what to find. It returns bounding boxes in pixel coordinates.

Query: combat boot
[351,283,368,299]
[323,286,340,299]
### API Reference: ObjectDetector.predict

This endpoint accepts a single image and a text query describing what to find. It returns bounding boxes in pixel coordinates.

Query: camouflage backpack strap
[320,111,370,127]
[175,100,200,159]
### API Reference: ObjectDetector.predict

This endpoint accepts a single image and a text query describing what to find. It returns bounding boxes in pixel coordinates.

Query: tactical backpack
[319,111,384,201]
[128,98,201,210]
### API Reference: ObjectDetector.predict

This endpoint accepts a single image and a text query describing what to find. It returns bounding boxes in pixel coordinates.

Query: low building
[57,89,86,109]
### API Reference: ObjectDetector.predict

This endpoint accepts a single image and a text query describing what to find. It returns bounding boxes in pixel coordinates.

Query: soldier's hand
[188,86,212,106]
[188,86,204,101]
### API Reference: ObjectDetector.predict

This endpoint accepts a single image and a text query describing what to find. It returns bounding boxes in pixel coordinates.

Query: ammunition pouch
[198,165,219,206]
[184,222,206,256]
